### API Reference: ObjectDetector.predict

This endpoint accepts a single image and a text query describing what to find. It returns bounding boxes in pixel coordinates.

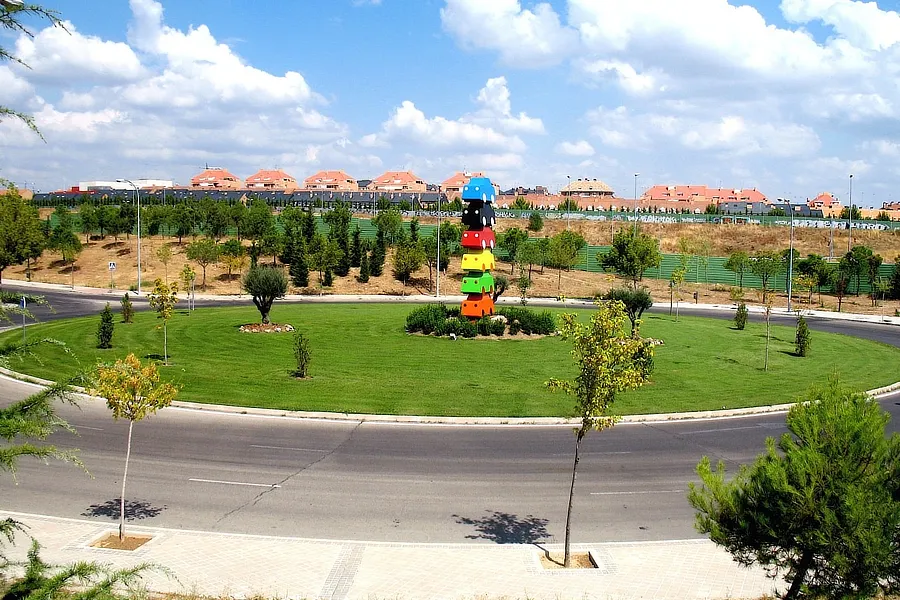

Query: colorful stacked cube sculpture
[460,177,498,319]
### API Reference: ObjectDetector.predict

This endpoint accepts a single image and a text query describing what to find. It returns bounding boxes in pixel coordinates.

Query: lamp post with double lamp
[117,179,141,294]
[848,174,854,252]
[633,173,640,233]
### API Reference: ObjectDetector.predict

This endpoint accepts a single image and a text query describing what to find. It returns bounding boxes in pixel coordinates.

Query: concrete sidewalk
[1,511,776,600]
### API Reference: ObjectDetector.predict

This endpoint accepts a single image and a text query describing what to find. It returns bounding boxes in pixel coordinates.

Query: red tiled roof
[245,169,296,184]
[190,167,240,185]
[371,171,423,185]
[441,171,484,188]
[304,170,357,185]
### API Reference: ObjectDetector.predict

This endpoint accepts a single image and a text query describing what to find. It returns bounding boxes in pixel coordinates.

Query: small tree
[291,331,311,378]
[724,251,750,290]
[515,268,532,305]
[527,211,544,232]
[186,238,219,290]
[599,228,662,289]
[147,278,178,365]
[242,265,288,324]
[670,267,686,321]
[392,241,425,285]
[795,314,810,357]
[734,302,748,330]
[218,239,247,281]
[602,287,653,336]
[764,297,773,371]
[120,292,134,323]
[96,303,114,349]
[357,250,371,283]
[92,354,178,541]
[546,301,652,567]
[750,251,784,304]
[499,227,529,274]
[689,378,900,600]
[155,243,173,283]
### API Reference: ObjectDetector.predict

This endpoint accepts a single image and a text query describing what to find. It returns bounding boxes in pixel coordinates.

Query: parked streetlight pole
[847,174,854,252]
[565,175,571,230]
[117,179,141,294]
[436,192,441,298]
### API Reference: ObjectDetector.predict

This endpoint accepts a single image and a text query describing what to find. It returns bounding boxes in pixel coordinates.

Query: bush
[96,303,114,349]
[634,339,654,378]
[491,318,506,336]
[120,293,134,323]
[497,307,556,335]
[796,314,811,357]
[291,331,311,378]
[734,302,748,330]
[476,316,492,336]
[406,304,450,335]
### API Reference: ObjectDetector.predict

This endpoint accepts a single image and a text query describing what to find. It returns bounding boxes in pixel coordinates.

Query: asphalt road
[1,283,898,544]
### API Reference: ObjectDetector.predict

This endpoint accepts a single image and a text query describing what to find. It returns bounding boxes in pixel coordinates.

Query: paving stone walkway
[1,512,777,600]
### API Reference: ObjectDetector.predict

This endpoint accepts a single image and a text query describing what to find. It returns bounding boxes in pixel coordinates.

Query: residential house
[190,167,242,190]
[302,170,359,192]
[245,169,299,192]
[367,171,427,193]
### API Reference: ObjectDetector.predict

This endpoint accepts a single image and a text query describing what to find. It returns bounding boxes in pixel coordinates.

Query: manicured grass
[2,304,898,417]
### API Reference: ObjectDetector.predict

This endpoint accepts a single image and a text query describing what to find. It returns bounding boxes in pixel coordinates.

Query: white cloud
[13,20,144,84]
[781,0,900,52]
[465,76,545,134]
[576,59,663,95]
[556,140,595,157]
[368,100,526,152]
[440,0,579,68]
[587,106,820,157]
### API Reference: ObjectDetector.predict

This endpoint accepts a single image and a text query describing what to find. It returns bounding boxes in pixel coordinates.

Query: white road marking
[678,425,761,435]
[590,490,684,496]
[250,444,328,453]
[72,425,104,431]
[189,478,281,488]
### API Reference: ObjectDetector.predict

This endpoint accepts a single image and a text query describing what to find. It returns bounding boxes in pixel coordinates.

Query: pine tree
[120,293,134,323]
[289,238,310,288]
[370,231,386,277]
[357,251,370,283]
[96,303,114,349]
[350,226,362,268]
[323,268,334,287]
[795,314,811,357]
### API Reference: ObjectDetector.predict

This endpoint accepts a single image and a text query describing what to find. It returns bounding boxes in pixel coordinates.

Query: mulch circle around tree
[239,323,295,333]
[539,551,597,570]
[90,532,152,551]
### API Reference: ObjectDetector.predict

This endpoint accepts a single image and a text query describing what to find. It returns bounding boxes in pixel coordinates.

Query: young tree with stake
[92,354,178,541]
[147,279,178,365]
[546,301,652,567]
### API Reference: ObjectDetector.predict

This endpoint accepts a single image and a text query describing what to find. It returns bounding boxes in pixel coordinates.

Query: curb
[2,368,898,426]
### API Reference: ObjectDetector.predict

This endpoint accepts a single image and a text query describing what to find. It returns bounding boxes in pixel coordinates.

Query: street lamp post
[786,198,794,312]
[117,179,141,294]
[633,173,640,233]
[436,192,441,298]
[565,175,571,230]
[848,174,854,252]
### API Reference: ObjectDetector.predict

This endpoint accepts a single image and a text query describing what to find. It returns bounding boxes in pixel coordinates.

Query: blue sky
[2,0,900,206]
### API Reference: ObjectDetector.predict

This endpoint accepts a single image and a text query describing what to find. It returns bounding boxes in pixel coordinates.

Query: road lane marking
[250,444,328,453]
[678,425,761,435]
[71,425,104,431]
[590,490,684,496]
[189,478,281,488]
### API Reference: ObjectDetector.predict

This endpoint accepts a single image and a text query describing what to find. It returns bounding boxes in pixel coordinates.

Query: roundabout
[1,282,899,598]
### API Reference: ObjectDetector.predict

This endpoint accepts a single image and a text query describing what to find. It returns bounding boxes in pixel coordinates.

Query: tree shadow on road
[453,510,550,544]
[82,498,166,521]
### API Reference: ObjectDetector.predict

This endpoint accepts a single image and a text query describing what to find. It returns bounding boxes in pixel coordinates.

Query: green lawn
[2,303,898,417]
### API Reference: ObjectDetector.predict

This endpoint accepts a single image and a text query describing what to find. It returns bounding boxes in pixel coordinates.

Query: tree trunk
[120,420,134,541]
[765,315,771,371]
[785,549,813,600]
[564,428,586,568]
[163,321,168,365]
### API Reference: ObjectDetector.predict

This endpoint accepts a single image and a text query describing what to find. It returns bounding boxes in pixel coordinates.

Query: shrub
[406,304,450,335]
[476,316,492,336]
[796,314,811,357]
[497,307,556,335]
[634,339,654,378]
[491,318,506,336]
[292,331,311,378]
[120,293,134,323]
[96,303,114,349]
[734,302,748,330]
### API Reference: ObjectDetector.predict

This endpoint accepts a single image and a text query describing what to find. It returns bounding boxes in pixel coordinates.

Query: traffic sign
[108,262,117,271]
